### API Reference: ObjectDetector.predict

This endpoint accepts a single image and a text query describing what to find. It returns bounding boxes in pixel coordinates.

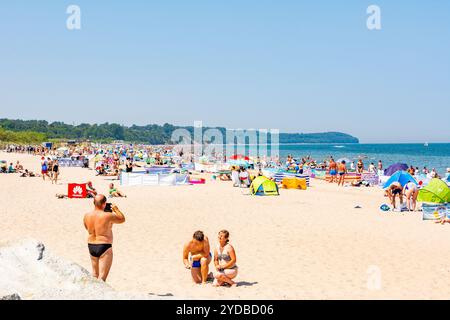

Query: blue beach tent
[383,170,418,189]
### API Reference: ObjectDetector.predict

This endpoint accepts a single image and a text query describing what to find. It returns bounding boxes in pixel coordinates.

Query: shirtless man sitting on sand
[183,231,212,284]
[83,195,126,281]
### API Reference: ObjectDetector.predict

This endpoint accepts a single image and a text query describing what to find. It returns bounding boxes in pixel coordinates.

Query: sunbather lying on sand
[20,169,37,177]
[219,174,231,181]
[435,218,450,225]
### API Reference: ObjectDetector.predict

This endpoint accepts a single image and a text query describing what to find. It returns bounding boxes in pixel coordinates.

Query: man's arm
[111,204,126,224]
[203,237,211,257]
[183,243,190,268]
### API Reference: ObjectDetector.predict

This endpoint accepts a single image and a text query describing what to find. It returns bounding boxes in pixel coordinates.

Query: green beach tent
[250,176,279,196]
[417,178,450,203]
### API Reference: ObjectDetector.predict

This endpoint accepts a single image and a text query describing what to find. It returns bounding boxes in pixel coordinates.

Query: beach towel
[281,177,307,190]
[273,172,310,186]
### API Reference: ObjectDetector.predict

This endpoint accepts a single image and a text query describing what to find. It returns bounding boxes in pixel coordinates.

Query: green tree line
[0,119,359,144]
[0,127,47,144]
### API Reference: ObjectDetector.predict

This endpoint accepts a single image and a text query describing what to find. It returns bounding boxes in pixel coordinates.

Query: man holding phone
[83,194,126,281]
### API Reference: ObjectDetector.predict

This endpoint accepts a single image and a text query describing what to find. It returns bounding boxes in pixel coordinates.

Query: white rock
[0,238,174,300]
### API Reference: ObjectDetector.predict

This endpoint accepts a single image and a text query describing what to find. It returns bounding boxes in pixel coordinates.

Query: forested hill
[0,119,359,144]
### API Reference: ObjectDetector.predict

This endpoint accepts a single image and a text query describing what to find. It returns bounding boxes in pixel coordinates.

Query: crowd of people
[3,143,450,288]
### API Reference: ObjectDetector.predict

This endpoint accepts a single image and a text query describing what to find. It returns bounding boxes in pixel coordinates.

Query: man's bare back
[84,210,116,244]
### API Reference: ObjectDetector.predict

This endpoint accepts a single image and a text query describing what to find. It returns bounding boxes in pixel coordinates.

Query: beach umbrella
[417,178,450,203]
[384,163,408,176]
[229,154,250,161]
[383,170,417,189]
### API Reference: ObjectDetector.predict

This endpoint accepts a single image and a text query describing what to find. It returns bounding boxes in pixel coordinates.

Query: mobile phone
[104,203,113,212]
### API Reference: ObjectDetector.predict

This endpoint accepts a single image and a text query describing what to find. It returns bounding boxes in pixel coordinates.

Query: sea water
[269,143,450,175]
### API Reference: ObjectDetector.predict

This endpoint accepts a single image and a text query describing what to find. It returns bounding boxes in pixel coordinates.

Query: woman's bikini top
[217,244,232,262]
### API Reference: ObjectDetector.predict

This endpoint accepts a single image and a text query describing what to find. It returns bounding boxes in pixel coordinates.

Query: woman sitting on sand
[7,163,15,173]
[213,230,238,287]
[109,183,126,197]
[15,161,23,171]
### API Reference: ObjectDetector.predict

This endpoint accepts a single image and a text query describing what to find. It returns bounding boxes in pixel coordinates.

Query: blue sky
[1,1,449,143]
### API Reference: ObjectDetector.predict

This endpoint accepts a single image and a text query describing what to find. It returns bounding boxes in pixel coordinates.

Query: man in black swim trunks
[83,194,126,281]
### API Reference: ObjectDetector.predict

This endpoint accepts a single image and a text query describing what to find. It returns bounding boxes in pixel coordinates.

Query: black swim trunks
[88,243,112,258]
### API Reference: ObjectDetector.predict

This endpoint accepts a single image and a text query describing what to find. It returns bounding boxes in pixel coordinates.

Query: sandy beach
[2,151,450,299]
